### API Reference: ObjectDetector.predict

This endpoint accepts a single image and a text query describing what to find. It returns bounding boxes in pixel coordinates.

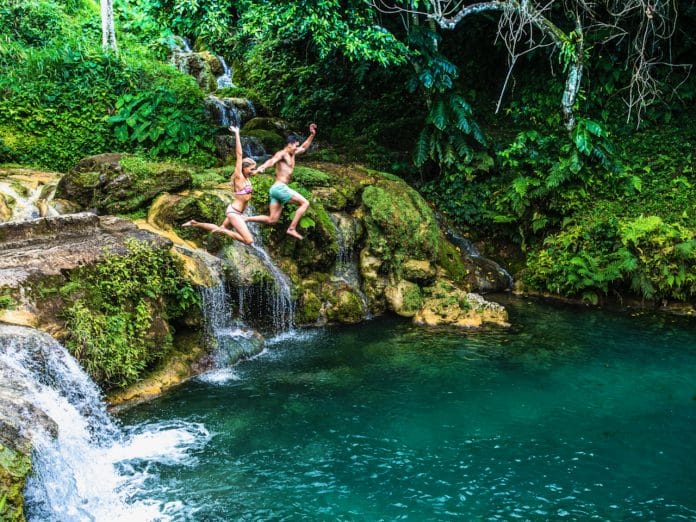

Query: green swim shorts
[269,182,294,205]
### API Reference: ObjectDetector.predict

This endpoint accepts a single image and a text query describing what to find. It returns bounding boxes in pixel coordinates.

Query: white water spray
[0,324,209,521]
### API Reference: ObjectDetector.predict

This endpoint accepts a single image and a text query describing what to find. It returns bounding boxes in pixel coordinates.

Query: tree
[373,0,688,128]
[101,0,117,51]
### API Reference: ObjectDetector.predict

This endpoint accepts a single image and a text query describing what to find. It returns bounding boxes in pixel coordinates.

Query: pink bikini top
[234,177,253,196]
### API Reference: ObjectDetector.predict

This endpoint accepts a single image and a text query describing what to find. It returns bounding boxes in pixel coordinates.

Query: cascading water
[0,181,58,222]
[445,228,514,290]
[0,324,209,521]
[330,213,370,317]
[206,96,241,128]
[199,284,263,382]
[230,211,295,333]
[216,56,233,89]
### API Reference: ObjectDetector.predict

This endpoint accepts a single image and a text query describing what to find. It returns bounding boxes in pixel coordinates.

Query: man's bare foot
[286,228,304,240]
[181,220,196,227]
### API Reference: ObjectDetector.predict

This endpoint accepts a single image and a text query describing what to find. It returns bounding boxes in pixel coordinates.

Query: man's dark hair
[287,134,301,145]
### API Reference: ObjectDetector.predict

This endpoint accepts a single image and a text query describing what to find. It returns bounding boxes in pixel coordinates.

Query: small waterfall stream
[228,211,296,333]
[445,228,514,290]
[330,213,370,318]
[0,324,209,521]
[216,56,233,89]
[0,181,58,222]
[199,283,263,382]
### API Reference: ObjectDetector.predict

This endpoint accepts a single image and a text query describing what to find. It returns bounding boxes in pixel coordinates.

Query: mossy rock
[414,279,509,328]
[0,443,31,522]
[148,190,231,252]
[326,285,365,324]
[303,162,367,211]
[296,286,323,325]
[385,280,423,317]
[361,177,440,272]
[243,117,291,134]
[0,193,12,222]
[171,52,217,92]
[242,129,285,152]
[55,154,193,215]
[437,234,471,288]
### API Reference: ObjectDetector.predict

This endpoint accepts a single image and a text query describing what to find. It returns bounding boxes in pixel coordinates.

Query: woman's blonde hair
[241,158,256,168]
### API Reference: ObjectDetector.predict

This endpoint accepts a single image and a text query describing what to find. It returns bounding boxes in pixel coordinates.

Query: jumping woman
[182,125,256,245]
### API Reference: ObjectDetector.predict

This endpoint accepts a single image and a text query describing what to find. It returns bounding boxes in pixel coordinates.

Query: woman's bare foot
[181,220,197,227]
[286,228,304,240]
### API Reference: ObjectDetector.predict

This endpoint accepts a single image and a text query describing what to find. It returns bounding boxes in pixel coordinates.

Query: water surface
[120,299,696,520]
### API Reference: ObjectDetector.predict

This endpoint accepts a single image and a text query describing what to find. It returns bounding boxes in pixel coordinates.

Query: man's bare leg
[244,202,283,225]
[286,193,310,240]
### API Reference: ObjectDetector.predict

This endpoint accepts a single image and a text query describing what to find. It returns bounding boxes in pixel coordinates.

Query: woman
[182,125,256,245]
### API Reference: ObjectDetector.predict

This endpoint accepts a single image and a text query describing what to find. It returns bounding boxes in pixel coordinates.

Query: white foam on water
[198,367,242,384]
[0,325,209,522]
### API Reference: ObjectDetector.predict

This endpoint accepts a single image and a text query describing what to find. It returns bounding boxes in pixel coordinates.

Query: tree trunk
[101,0,117,51]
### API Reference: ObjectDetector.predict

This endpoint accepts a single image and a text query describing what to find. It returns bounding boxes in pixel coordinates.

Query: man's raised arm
[296,123,317,155]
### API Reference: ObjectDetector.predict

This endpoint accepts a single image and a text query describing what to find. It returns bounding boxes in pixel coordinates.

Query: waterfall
[445,228,514,290]
[216,56,233,89]
[229,210,295,333]
[199,284,263,381]
[0,181,58,222]
[0,324,209,521]
[248,245,295,333]
[330,213,370,317]
[206,95,241,128]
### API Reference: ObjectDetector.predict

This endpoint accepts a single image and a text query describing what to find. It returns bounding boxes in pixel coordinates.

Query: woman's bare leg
[182,217,251,245]
[221,213,254,245]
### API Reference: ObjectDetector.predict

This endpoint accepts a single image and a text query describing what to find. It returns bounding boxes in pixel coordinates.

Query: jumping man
[244,123,317,240]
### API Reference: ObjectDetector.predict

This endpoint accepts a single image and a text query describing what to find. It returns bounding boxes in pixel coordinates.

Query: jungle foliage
[1,0,694,303]
[62,239,199,389]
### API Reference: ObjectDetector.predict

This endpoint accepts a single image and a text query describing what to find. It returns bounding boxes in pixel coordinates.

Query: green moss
[361,178,440,272]
[242,129,285,152]
[326,288,364,324]
[401,284,423,314]
[296,287,323,324]
[72,170,101,188]
[0,289,16,310]
[0,443,31,522]
[191,167,228,189]
[437,235,470,285]
[292,166,332,187]
[119,155,188,180]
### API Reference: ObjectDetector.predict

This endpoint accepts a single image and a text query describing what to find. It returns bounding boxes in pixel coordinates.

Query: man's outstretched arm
[296,123,317,155]
[254,150,286,173]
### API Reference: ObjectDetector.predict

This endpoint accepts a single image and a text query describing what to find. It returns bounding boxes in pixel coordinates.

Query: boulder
[171,51,218,92]
[413,279,510,328]
[243,117,291,134]
[55,154,192,215]
[385,279,422,317]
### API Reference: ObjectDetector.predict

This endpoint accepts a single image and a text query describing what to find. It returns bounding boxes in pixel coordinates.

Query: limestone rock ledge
[0,212,171,330]
[413,280,510,328]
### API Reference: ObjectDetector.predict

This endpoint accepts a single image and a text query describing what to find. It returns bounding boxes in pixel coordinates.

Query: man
[244,123,317,240]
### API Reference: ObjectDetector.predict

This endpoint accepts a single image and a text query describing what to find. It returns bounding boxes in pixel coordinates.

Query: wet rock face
[55,154,192,215]
[0,213,171,330]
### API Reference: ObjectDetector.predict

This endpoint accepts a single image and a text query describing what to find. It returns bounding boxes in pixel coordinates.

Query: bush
[63,239,199,389]
[525,214,696,303]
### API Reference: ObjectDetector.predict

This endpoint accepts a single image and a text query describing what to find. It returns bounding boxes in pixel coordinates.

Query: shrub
[63,239,199,389]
